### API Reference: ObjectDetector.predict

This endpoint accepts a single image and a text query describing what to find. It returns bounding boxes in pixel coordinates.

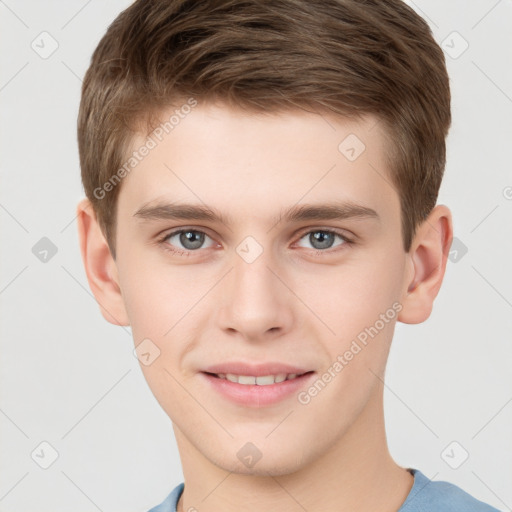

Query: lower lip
[200,371,316,407]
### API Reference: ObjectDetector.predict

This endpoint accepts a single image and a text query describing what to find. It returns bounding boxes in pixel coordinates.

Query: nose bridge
[217,240,293,338]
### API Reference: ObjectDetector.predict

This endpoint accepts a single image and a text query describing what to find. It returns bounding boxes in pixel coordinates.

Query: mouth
[203,371,312,385]
[200,370,316,407]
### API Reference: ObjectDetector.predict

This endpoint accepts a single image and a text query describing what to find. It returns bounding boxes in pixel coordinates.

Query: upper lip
[202,362,313,377]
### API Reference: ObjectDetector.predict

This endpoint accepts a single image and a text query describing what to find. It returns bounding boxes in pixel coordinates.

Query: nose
[216,246,295,342]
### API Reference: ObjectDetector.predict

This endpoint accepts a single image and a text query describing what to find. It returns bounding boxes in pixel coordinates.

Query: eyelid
[159,224,214,239]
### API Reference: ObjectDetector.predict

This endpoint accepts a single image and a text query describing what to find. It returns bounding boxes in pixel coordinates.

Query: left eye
[296,230,348,251]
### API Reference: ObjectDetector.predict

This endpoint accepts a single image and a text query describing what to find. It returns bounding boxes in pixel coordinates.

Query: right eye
[161,229,216,254]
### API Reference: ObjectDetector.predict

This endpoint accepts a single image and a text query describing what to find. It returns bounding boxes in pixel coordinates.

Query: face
[113,103,410,475]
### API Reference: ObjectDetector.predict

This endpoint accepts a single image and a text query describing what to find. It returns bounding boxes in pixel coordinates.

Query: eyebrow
[133,200,380,225]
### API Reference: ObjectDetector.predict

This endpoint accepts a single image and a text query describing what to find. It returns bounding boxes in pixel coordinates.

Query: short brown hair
[78,0,451,257]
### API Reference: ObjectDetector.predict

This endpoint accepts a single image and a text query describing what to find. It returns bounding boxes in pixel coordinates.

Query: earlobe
[398,205,453,324]
[76,198,130,326]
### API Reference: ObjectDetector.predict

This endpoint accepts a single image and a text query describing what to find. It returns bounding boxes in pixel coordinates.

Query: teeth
[217,373,302,385]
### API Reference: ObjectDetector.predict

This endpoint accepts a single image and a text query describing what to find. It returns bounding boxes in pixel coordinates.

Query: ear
[76,198,130,326]
[398,204,453,324]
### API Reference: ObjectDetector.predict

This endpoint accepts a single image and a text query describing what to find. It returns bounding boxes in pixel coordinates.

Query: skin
[77,102,452,512]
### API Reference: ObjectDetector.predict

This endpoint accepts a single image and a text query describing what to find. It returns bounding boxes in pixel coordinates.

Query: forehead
[117,103,400,225]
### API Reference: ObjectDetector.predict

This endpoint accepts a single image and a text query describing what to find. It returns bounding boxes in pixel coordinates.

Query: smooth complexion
[77,102,452,512]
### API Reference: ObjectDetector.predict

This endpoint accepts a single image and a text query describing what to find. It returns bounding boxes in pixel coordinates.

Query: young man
[76,1,500,511]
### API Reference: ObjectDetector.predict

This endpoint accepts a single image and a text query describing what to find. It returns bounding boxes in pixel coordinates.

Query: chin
[207,441,311,477]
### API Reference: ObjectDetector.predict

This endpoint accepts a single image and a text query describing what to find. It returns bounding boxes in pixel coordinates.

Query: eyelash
[157,228,354,257]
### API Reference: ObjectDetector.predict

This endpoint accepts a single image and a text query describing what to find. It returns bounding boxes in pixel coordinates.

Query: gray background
[1,1,511,510]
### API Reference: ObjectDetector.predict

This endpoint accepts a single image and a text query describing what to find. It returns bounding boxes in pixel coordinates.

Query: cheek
[117,254,218,374]
[296,250,405,393]
[119,262,207,415]
[117,248,196,329]
[294,262,403,417]
[301,255,403,338]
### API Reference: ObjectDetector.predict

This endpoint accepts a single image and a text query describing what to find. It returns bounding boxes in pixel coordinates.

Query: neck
[174,382,413,512]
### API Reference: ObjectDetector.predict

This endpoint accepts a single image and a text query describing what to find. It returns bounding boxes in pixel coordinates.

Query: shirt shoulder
[146,470,501,512]
[400,469,501,512]
[146,482,183,512]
